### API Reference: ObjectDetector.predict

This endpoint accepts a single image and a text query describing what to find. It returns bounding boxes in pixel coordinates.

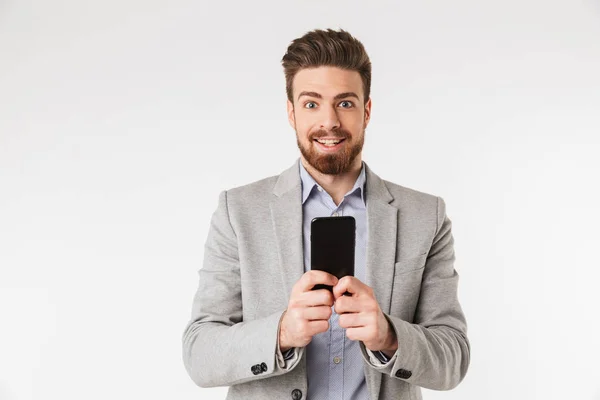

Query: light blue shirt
[281,161,390,400]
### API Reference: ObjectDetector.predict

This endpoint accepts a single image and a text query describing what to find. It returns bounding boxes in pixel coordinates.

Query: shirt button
[317,186,323,192]
[333,356,341,364]
[332,212,339,217]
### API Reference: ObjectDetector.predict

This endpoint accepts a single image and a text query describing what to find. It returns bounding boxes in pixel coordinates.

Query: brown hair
[281,28,372,105]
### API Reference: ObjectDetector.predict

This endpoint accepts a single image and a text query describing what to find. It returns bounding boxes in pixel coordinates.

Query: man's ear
[287,99,296,129]
[363,97,372,129]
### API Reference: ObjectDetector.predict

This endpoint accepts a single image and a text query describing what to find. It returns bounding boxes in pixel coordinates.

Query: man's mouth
[313,138,346,147]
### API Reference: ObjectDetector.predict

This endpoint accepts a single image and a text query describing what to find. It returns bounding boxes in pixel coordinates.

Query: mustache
[309,129,350,140]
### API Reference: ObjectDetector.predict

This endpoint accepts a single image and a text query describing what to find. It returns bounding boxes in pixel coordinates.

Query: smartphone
[310,216,355,293]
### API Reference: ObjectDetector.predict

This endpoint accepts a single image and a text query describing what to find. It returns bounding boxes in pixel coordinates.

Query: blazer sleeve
[360,196,470,390]
[182,190,302,388]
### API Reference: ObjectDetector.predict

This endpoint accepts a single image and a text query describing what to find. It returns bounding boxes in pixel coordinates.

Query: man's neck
[300,156,363,206]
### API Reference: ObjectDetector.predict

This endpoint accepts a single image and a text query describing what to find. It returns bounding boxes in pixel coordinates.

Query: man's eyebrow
[297,91,360,101]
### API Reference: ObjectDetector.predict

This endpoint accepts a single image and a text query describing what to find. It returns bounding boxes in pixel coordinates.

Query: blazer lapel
[364,162,398,315]
[270,160,305,300]
[363,162,398,400]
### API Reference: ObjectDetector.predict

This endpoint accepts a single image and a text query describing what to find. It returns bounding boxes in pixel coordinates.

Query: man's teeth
[317,139,342,146]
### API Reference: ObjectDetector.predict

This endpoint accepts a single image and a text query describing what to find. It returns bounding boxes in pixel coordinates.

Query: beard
[296,127,364,175]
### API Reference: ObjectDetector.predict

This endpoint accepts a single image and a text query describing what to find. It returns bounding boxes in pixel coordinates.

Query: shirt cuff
[283,348,295,361]
[365,348,397,367]
[373,350,390,363]
[276,345,300,369]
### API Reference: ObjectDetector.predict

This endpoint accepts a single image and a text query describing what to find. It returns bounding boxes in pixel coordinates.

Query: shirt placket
[329,309,345,400]
[318,188,346,400]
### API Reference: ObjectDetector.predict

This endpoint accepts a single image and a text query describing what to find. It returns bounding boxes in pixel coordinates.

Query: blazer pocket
[394,252,428,275]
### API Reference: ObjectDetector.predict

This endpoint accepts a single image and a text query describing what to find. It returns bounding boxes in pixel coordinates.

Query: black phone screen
[310,216,355,292]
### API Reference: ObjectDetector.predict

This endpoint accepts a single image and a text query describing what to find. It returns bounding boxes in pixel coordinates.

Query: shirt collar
[299,161,367,206]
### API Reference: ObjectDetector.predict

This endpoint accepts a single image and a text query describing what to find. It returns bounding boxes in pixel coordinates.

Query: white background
[1,0,599,399]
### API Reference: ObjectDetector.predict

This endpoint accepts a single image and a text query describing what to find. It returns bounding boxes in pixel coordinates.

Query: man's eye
[339,101,354,108]
[304,102,317,109]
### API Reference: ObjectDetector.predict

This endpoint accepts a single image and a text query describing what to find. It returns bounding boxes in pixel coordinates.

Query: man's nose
[319,106,340,131]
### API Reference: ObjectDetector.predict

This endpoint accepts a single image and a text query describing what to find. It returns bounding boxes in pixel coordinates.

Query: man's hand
[279,271,338,352]
[333,276,398,355]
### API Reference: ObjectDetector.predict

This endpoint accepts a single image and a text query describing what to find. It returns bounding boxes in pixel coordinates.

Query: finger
[333,276,368,299]
[306,319,329,335]
[295,289,334,307]
[338,312,365,329]
[334,295,361,314]
[295,270,339,294]
[302,305,333,321]
[345,326,368,342]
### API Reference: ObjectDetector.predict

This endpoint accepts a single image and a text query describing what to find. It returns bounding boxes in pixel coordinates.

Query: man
[182,28,470,400]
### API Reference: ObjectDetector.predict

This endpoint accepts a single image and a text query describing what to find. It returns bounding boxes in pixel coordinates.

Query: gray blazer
[182,159,470,400]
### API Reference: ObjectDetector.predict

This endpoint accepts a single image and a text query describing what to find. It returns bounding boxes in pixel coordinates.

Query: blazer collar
[272,158,393,205]
[272,159,302,198]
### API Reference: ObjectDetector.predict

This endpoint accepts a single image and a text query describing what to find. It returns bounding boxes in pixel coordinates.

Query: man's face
[287,66,372,175]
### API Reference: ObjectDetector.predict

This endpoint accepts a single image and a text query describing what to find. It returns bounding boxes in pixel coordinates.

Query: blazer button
[395,368,412,379]
[251,364,261,375]
[291,388,303,400]
[260,362,267,372]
